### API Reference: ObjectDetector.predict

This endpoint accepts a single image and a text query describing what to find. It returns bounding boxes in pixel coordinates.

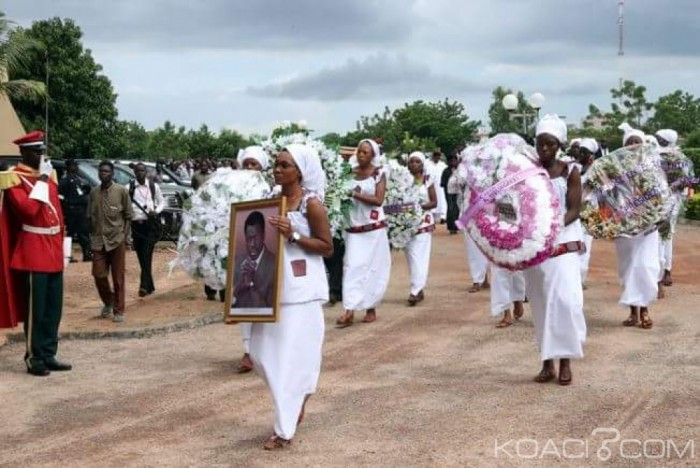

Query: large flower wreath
[175,169,271,290]
[580,144,674,240]
[383,159,424,249]
[259,124,353,238]
[456,134,562,271]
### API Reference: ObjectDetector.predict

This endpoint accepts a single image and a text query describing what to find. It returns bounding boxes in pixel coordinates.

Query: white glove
[39,156,53,177]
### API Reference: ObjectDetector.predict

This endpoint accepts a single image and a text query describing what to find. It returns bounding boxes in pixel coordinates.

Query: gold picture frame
[224,197,286,323]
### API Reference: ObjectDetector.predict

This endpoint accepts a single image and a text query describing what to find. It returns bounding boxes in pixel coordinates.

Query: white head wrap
[239,145,269,170]
[569,138,582,148]
[408,151,426,164]
[535,114,568,144]
[618,122,645,145]
[655,129,678,146]
[356,139,382,165]
[283,144,326,200]
[579,138,599,154]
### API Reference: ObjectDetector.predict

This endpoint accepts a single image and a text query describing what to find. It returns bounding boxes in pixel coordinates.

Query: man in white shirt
[424,150,448,223]
[130,163,165,297]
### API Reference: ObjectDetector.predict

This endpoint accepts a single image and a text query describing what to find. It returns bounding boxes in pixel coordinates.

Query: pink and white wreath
[456,134,561,271]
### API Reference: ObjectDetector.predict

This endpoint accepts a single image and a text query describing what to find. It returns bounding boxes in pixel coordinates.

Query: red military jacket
[0,164,64,328]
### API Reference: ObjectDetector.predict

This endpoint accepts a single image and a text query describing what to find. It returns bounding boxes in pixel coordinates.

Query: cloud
[247,53,491,101]
[9,0,415,51]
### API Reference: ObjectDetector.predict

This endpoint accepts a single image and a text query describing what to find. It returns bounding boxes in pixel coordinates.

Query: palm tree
[0,11,46,101]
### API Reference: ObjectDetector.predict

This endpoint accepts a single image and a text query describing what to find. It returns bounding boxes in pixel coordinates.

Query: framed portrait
[224,197,286,323]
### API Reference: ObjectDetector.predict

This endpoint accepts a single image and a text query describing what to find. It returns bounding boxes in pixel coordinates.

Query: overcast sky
[5,0,700,137]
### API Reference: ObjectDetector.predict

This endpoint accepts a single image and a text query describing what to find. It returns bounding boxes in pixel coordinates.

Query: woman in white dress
[336,139,391,327]
[577,138,598,289]
[233,146,270,374]
[249,144,333,450]
[615,124,659,330]
[524,115,587,386]
[405,151,437,306]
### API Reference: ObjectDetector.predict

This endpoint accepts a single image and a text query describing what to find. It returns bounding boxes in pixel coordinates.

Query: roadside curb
[0,312,223,348]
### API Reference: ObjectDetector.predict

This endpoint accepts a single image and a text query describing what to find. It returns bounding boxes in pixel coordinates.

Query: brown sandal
[407,294,418,307]
[263,434,292,450]
[639,313,653,330]
[468,284,481,293]
[558,371,573,386]
[416,290,424,302]
[534,368,556,383]
[336,312,354,328]
[622,316,639,327]
[361,311,376,323]
[496,317,513,328]
[236,353,253,374]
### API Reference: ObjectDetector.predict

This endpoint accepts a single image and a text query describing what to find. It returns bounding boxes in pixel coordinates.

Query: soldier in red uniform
[0,131,72,376]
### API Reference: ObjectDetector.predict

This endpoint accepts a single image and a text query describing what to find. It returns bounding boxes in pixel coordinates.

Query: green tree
[108,120,150,160]
[319,132,343,148]
[0,11,46,101]
[212,128,248,159]
[187,124,217,158]
[585,80,652,130]
[148,120,188,160]
[344,99,479,156]
[12,17,118,158]
[647,90,700,136]
[393,99,478,156]
[488,86,535,135]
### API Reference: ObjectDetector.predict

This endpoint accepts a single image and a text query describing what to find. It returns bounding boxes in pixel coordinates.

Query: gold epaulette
[0,171,22,191]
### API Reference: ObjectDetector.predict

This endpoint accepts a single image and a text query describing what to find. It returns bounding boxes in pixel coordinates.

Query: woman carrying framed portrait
[249,143,333,450]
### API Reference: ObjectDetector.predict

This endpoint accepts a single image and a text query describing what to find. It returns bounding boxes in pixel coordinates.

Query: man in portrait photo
[232,211,276,309]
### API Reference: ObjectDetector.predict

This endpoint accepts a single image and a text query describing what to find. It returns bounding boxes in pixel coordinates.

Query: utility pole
[44,50,49,155]
[617,0,625,106]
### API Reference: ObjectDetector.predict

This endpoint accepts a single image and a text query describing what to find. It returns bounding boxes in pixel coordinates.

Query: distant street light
[502,92,545,136]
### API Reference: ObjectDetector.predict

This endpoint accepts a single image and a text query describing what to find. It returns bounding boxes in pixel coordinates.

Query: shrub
[685,194,700,220]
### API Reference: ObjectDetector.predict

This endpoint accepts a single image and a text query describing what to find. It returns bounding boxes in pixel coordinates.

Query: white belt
[22,224,61,235]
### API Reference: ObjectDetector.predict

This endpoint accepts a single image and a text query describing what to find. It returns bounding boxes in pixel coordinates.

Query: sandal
[534,368,556,383]
[407,294,418,307]
[622,315,639,327]
[336,312,354,328]
[236,353,253,374]
[468,284,481,293]
[496,317,513,328]
[417,290,425,302]
[263,434,292,450]
[361,311,376,323]
[639,313,653,330]
[662,270,673,287]
[657,284,665,300]
[558,371,573,386]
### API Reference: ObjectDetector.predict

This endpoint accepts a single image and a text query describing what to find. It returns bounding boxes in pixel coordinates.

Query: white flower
[176,170,271,290]
[298,119,308,129]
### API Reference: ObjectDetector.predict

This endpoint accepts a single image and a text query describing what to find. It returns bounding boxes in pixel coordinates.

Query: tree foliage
[341,99,479,156]
[0,11,46,101]
[647,90,700,135]
[12,17,118,158]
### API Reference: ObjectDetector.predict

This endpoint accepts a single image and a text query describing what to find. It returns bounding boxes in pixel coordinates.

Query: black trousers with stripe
[19,271,64,370]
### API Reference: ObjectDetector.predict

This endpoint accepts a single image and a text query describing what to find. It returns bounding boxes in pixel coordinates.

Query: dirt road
[1,226,698,466]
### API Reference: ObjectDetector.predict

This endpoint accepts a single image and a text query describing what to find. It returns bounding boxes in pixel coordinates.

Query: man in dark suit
[233,211,275,308]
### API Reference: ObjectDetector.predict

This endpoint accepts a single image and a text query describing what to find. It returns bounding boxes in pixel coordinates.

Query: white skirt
[614,231,660,307]
[405,232,432,295]
[342,228,391,310]
[249,300,325,440]
[659,238,673,272]
[436,187,447,219]
[580,233,593,284]
[523,252,586,361]
[490,266,526,317]
[465,234,488,284]
[240,323,251,353]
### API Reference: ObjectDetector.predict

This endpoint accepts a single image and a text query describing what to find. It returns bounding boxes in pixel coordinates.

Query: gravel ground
[0,226,698,466]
